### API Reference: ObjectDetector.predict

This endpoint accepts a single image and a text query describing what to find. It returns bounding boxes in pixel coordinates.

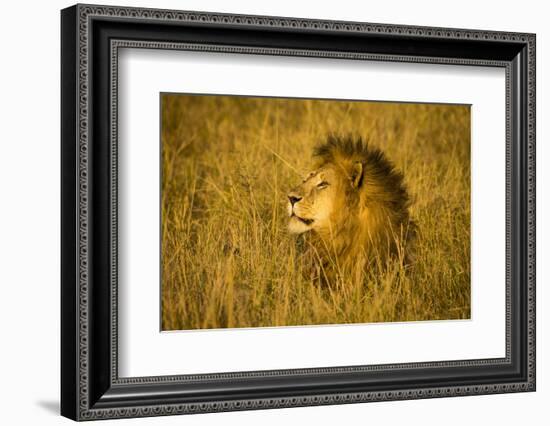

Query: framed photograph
[61,4,536,421]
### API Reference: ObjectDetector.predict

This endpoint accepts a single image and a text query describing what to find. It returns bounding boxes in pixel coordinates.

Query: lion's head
[287,163,351,235]
[287,135,415,281]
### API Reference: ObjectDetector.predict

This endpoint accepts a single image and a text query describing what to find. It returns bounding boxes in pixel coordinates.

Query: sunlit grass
[161,95,471,330]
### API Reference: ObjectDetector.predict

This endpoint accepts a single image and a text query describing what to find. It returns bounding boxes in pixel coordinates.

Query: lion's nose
[288,194,302,206]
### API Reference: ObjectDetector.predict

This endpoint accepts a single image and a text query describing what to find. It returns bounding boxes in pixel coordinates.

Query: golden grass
[161,94,471,330]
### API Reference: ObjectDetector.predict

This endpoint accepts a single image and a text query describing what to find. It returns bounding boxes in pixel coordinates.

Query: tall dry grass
[161,94,470,330]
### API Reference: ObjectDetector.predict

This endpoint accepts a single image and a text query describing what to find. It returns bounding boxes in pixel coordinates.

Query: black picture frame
[61,4,536,421]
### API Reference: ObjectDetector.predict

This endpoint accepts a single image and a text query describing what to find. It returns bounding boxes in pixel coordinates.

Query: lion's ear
[351,162,364,188]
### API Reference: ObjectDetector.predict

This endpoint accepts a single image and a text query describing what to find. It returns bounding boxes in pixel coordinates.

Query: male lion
[287,135,415,284]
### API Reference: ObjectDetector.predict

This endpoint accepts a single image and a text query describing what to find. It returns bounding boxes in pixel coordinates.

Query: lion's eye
[317,181,329,189]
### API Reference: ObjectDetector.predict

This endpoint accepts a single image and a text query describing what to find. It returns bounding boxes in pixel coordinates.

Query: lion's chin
[288,216,313,234]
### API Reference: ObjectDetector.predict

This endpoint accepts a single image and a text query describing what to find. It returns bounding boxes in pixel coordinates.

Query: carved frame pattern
[61,3,536,421]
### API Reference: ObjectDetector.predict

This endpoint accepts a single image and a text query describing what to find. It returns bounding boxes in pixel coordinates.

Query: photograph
[160,94,472,331]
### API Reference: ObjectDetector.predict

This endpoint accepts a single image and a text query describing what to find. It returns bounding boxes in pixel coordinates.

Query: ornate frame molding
[61,4,535,421]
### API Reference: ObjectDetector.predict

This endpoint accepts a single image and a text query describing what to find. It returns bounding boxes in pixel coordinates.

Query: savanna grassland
[161,94,471,330]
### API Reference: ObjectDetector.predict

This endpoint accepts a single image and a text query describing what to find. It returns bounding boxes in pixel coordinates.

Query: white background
[119,50,506,376]
[0,0,547,425]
